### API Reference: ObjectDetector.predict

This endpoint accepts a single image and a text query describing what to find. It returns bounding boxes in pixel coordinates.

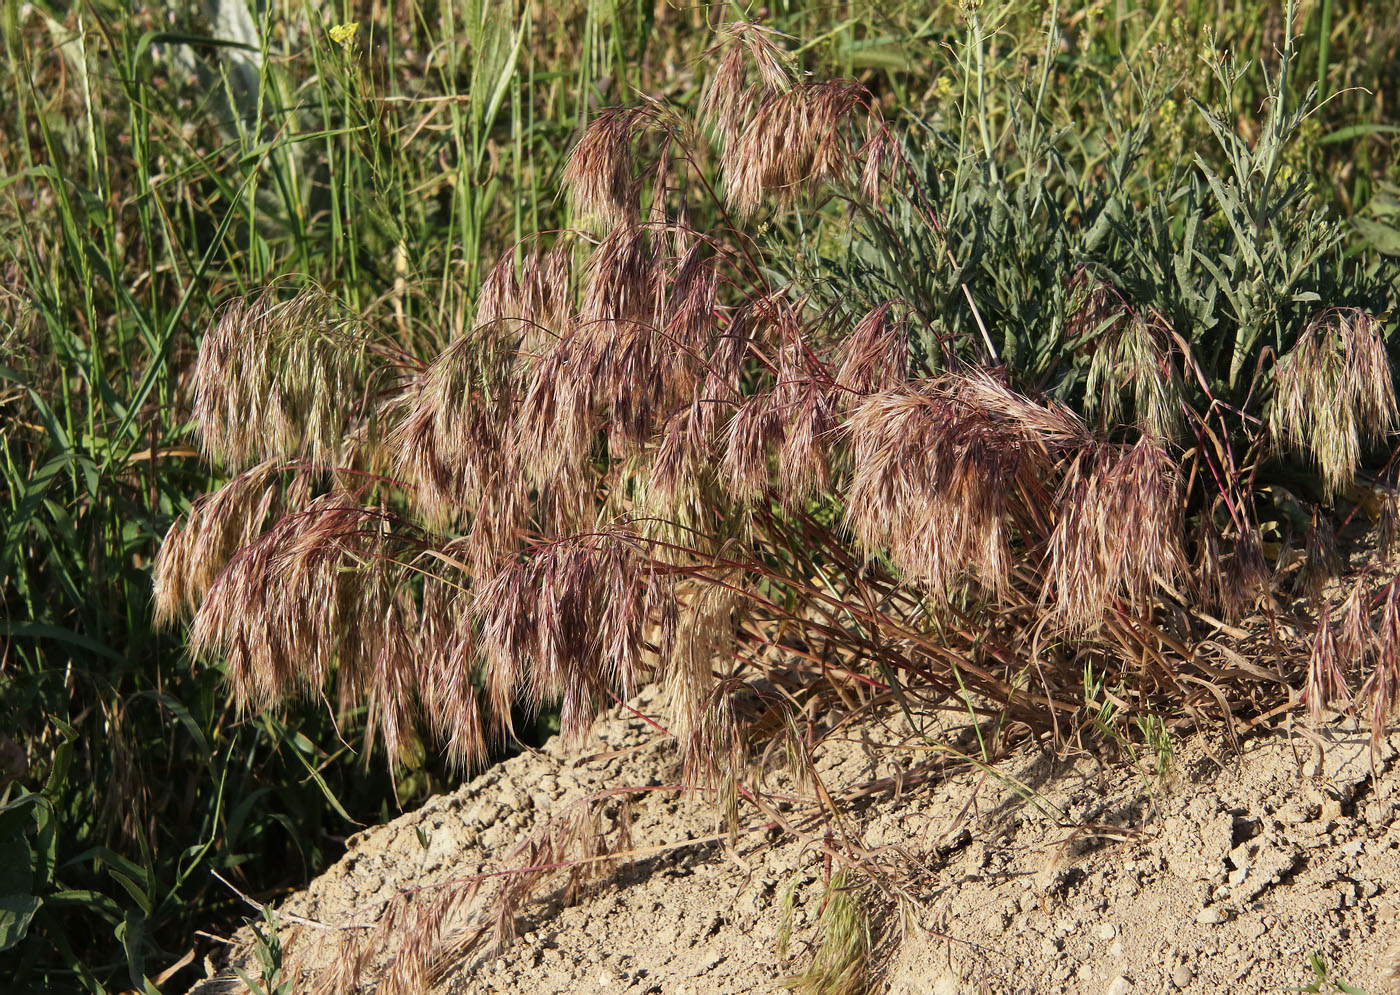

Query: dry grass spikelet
[192,289,384,470]
[716,295,838,505]
[1191,516,1271,621]
[846,374,1079,599]
[722,80,874,219]
[579,223,664,351]
[1303,609,1351,724]
[152,459,312,625]
[1270,308,1398,498]
[1046,436,1182,634]
[378,884,481,995]
[953,371,1088,447]
[1221,527,1271,620]
[857,125,895,204]
[683,679,746,837]
[1297,514,1342,598]
[188,494,420,761]
[520,240,577,354]
[580,226,722,453]
[649,395,715,507]
[474,251,521,329]
[659,241,720,394]
[478,798,632,955]
[562,104,669,230]
[835,301,910,400]
[473,529,662,743]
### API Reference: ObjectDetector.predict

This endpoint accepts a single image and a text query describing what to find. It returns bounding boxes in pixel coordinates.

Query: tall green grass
[1,1,1397,991]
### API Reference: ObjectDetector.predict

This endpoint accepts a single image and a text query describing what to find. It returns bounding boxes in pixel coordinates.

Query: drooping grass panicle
[777,374,837,507]
[835,301,910,400]
[1270,308,1398,498]
[1083,306,1183,440]
[844,374,1063,600]
[1045,436,1183,634]
[1222,526,1271,621]
[152,459,312,626]
[722,388,784,504]
[1297,513,1342,598]
[664,578,740,754]
[387,320,518,527]
[187,493,422,762]
[472,528,663,743]
[1337,575,1374,668]
[482,239,578,362]
[1363,576,1400,737]
[418,556,491,770]
[192,288,387,470]
[579,223,665,351]
[562,104,673,230]
[722,80,877,219]
[649,392,723,510]
[698,21,797,151]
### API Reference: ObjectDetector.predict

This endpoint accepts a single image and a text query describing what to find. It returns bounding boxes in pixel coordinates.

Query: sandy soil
[189,684,1400,994]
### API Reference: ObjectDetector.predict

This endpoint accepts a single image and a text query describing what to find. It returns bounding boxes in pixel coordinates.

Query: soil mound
[193,686,1400,994]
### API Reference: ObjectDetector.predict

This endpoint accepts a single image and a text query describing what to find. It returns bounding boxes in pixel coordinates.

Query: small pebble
[1196,906,1227,925]
[1172,963,1194,988]
[1098,923,1117,941]
[1105,977,1132,995]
